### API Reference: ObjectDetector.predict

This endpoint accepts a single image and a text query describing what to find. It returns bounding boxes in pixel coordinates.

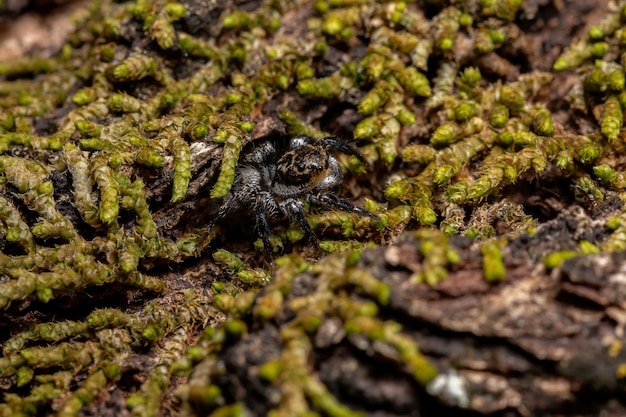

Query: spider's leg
[211,166,261,225]
[310,192,380,220]
[319,136,367,164]
[211,194,241,225]
[255,206,273,257]
[256,191,281,256]
[284,199,320,249]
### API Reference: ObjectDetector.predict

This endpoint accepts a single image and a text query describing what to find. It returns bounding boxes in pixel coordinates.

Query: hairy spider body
[211,135,376,254]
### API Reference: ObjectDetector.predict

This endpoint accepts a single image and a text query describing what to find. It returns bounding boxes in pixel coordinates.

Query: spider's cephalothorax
[211,135,377,254]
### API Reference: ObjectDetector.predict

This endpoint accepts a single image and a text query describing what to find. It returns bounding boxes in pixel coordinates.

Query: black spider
[211,135,377,254]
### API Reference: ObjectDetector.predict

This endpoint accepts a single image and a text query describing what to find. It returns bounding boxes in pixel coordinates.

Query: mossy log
[1,0,626,416]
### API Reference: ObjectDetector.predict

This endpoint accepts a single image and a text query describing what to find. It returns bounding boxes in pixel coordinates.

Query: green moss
[544,250,578,269]
[600,95,623,140]
[106,54,159,83]
[210,103,250,199]
[481,239,506,282]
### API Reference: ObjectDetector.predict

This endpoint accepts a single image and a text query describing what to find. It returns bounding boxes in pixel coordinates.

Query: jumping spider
[211,135,377,254]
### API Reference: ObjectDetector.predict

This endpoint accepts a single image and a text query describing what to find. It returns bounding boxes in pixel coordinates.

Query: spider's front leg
[282,199,321,250]
[318,136,368,164]
[309,192,380,220]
